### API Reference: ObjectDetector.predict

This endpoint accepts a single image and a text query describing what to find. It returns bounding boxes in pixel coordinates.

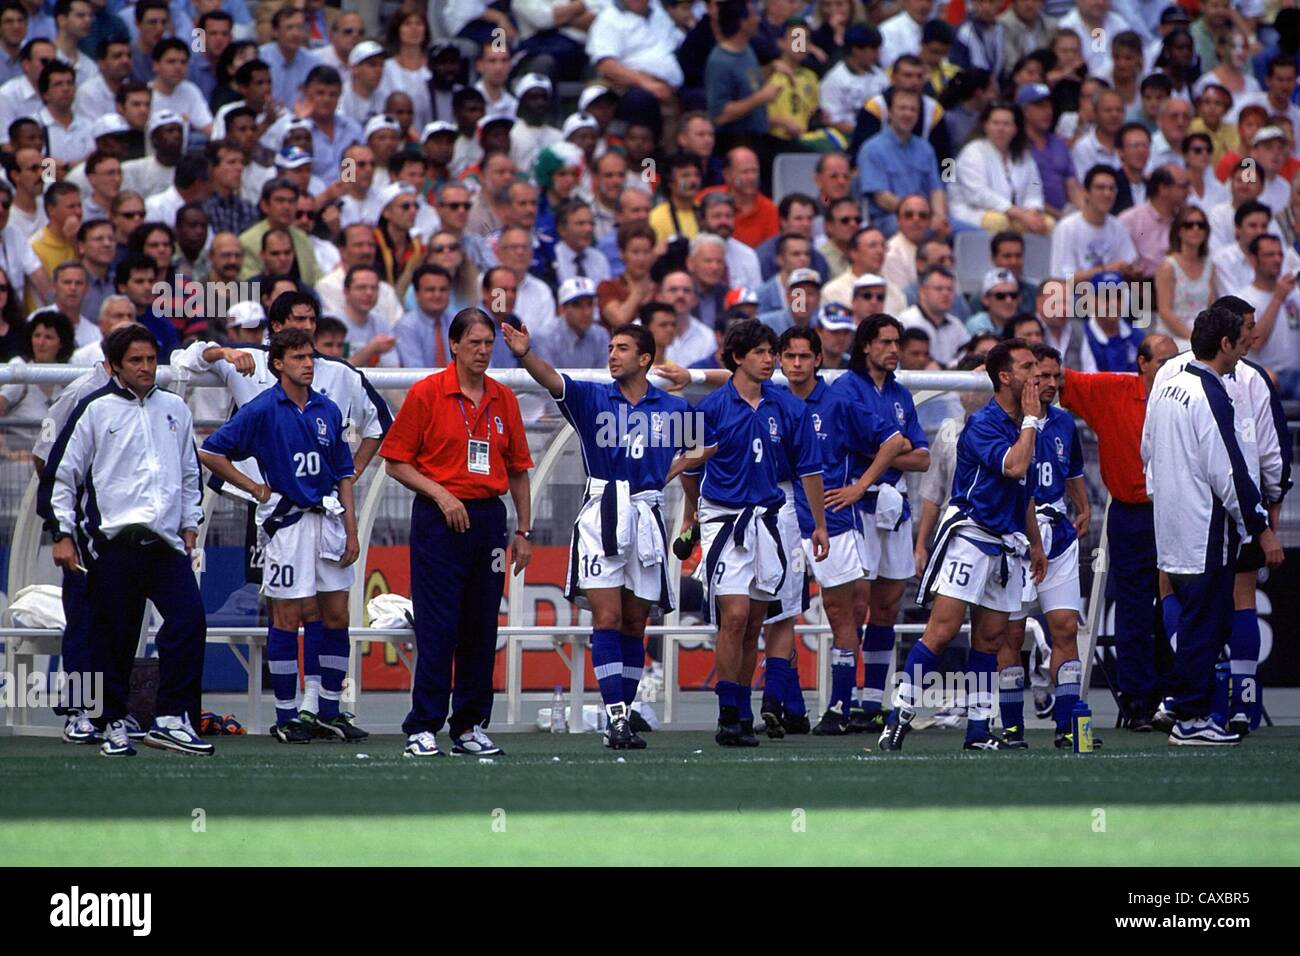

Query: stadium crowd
[2,0,1296,756]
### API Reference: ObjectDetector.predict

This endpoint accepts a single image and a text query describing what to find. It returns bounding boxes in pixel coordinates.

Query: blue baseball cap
[1015,83,1051,107]
[1091,271,1124,288]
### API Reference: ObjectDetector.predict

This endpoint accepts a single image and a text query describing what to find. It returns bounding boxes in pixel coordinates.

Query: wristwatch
[52,532,70,543]
[514,530,533,541]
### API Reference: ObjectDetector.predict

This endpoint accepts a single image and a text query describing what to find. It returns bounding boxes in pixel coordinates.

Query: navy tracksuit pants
[1106,501,1164,700]
[403,495,507,738]
[87,533,207,727]
[58,566,92,713]
[1168,560,1236,720]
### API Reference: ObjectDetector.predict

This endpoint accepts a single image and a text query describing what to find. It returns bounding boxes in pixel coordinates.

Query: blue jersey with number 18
[1032,405,1084,558]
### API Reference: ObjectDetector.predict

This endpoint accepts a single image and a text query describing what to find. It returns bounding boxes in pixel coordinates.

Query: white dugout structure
[0,363,1113,736]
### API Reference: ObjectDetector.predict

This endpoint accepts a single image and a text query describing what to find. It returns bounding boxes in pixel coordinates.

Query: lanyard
[456,395,491,439]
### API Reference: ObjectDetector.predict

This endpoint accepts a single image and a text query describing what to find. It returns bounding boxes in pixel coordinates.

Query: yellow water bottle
[1072,700,1093,753]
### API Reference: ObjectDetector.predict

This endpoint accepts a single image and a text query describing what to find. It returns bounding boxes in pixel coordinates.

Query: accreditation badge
[468,438,491,475]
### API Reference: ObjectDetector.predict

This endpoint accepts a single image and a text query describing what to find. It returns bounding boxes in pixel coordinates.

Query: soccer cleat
[1124,707,1155,732]
[1001,725,1029,749]
[715,720,760,747]
[877,708,914,752]
[812,710,850,736]
[302,710,370,742]
[628,708,653,734]
[963,734,1005,751]
[99,719,136,757]
[404,731,443,757]
[1227,713,1251,738]
[451,726,503,756]
[848,709,886,734]
[296,710,332,739]
[62,711,100,744]
[1169,717,1241,746]
[1032,690,1055,721]
[780,711,811,735]
[605,716,646,750]
[1151,698,1176,733]
[144,715,215,756]
[759,699,785,739]
[122,714,147,740]
[1054,729,1105,749]
[270,719,314,744]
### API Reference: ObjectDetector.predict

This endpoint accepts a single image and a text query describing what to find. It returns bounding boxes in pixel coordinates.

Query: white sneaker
[1169,717,1241,746]
[145,715,215,755]
[1152,698,1176,733]
[62,711,100,744]
[122,714,147,739]
[404,731,443,758]
[99,719,136,757]
[451,726,503,756]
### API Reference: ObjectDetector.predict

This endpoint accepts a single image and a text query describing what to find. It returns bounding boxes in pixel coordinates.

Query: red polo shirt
[380,367,533,499]
[1061,368,1150,505]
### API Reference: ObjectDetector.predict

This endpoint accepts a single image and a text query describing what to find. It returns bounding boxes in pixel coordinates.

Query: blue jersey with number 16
[556,375,690,491]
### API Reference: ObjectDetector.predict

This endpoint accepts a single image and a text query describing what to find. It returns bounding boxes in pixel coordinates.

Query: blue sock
[318,627,349,720]
[591,628,624,709]
[861,624,895,714]
[1054,659,1082,732]
[830,647,856,720]
[301,620,324,714]
[737,678,753,723]
[715,679,740,721]
[765,656,792,709]
[964,649,997,742]
[892,641,941,718]
[1161,593,1182,645]
[785,659,807,716]
[619,632,644,706]
[267,627,300,725]
[1228,609,1260,718]
[999,665,1025,731]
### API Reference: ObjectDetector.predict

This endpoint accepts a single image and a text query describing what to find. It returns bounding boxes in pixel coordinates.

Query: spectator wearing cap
[473,41,517,122]
[857,87,948,236]
[514,0,596,83]
[395,263,456,368]
[259,6,321,109]
[562,111,599,183]
[649,151,702,247]
[758,266,820,334]
[1020,83,1081,220]
[951,0,1006,76]
[420,121,458,196]
[755,193,829,282]
[820,24,888,137]
[1077,271,1146,373]
[121,110,184,197]
[73,37,132,125]
[898,265,967,366]
[535,275,610,369]
[1119,164,1191,278]
[145,154,210,226]
[238,176,319,286]
[698,190,763,292]
[880,193,931,292]
[1050,164,1138,280]
[965,267,1022,336]
[999,0,1058,71]
[816,303,855,369]
[373,183,426,299]
[724,287,759,320]
[509,73,563,174]
[585,0,683,140]
[846,271,888,324]
[1243,125,1294,214]
[533,142,585,238]
[552,198,610,289]
[149,38,213,140]
[275,144,329,207]
[597,220,657,330]
[822,225,907,313]
[339,40,387,124]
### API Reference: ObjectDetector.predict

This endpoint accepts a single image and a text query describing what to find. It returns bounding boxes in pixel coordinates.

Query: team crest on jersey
[494,416,504,434]
[893,401,906,426]
[1054,436,1065,462]
[811,412,822,433]
[768,416,779,440]
[651,412,664,434]
[317,417,327,436]
[165,414,177,432]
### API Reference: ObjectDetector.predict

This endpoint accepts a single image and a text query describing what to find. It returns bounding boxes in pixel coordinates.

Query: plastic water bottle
[549,686,567,734]
[1071,700,1093,753]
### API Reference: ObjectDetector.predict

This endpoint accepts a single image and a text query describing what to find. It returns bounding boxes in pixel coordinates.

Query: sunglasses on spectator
[900,210,931,220]
[295,210,314,219]
[1187,145,1210,154]
[1181,220,1208,230]
[440,201,472,211]
[990,290,1017,300]
[835,214,861,224]
[855,289,885,299]
[395,201,416,210]
[431,242,461,253]
[120,210,144,218]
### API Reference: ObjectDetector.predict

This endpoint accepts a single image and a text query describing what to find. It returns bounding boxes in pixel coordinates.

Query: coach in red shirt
[1060,333,1179,727]
[381,308,534,758]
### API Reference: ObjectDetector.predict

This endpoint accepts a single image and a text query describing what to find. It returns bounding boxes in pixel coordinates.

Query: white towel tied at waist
[701,499,787,595]
[318,495,348,561]
[874,482,905,530]
[584,477,666,569]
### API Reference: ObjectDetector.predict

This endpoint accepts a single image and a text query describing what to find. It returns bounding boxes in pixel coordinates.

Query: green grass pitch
[3,728,1299,866]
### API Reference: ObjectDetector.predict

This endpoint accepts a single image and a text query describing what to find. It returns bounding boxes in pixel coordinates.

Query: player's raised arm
[500,321,564,399]
[1002,376,1041,479]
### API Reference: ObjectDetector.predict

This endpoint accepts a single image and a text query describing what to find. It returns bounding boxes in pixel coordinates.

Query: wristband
[1021,415,1042,431]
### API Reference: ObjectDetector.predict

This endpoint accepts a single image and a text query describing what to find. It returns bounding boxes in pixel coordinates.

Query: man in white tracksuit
[1142,306,1283,746]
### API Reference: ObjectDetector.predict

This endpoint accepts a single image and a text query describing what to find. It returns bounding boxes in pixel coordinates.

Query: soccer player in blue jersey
[827,315,931,733]
[667,320,830,746]
[501,319,689,749]
[1000,345,1093,749]
[773,326,913,737]
[881,338,1048,752]
[198,329,363,744]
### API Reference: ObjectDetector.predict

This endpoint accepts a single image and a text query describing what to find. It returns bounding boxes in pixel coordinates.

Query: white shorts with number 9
[931,533,1022,614]
[261,512,354,600]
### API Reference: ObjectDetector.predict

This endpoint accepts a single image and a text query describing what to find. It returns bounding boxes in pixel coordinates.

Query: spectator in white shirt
[340,263,399,368]
[473,42,518,121]
[552,198,610,285]
[698,191,762,292]
[586,0,683,128]
[338,40,386,125]
[38,59,93,166]
[898,265,968,365]
[1058,0,1127,77]
[145,153,209,226]
[1236,233,1300,395]
[820,23,888,136]
[496,223,558,333]
[950,101,1049,234]
[1050,164,1139,280]
[48,260,96,344]
[0,37,54,146]
[149,38,213,138]
[880,0,933,69]
[314,11,365,75]
[1069,87,1125,178]
[1212,199,1300,299]
[122,110,185,197]
[658,270,716,367]
[74,36,131,124]
[509,73,563,174]
[52,0,98,83]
